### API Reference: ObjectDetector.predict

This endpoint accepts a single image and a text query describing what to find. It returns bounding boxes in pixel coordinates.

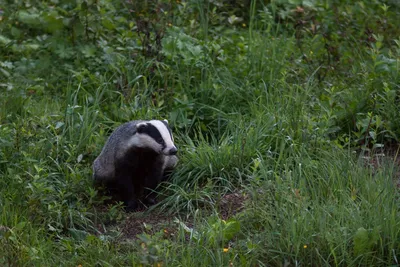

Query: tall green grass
[1,0,399,266]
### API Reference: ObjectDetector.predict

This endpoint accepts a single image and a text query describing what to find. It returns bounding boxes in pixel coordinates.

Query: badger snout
[166,146,178,155]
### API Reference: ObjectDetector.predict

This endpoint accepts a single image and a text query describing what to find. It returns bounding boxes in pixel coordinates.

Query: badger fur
[93,119,178,211]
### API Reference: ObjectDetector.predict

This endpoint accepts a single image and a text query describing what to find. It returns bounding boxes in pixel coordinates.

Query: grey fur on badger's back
[92,119,178,211]
[93,120,141,181]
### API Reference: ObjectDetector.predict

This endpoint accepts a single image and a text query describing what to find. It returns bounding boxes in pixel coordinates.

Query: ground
[4,145,392,243]
[104,143,399,241]
[93,190,249,241]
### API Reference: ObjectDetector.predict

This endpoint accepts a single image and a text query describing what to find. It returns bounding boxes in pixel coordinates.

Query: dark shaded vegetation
[0,0,399,266]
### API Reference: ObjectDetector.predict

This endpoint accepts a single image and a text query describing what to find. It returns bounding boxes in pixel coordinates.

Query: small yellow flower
[77,265,82,267]
[303,245,308,249]
[164,229,168,233]
[242,23,246,27]
[168,23,172,27]
[223,248,229,253]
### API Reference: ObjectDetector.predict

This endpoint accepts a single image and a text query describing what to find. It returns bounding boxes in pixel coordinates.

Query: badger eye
[156,137,164,144]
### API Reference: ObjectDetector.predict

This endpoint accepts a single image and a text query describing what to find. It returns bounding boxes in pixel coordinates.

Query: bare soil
[120,212,177,240]
[361,143,400,186]
[103,190,249,240]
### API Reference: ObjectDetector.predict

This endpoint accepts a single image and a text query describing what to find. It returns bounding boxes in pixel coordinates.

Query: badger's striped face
[130,120,177,155]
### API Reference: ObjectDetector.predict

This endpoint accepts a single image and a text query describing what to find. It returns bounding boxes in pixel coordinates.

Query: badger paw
[124,199,139,212]
[143,197,157,206]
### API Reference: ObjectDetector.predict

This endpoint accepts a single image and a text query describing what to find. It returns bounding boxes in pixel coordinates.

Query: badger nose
[169,147,178,155]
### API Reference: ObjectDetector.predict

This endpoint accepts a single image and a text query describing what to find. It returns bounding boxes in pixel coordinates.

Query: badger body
[93,120,178,211]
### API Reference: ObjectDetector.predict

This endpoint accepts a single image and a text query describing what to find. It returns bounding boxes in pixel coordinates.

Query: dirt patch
[360,143,400,186]
[120,211,177,240]
[118,191,248,240]
[217,191,248,220]
[93,190,249,241]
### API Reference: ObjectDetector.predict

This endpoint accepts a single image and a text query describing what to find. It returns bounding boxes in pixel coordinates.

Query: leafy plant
[0,0,399,266]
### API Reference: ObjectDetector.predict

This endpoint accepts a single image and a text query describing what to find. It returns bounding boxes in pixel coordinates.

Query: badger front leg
[143,168,164,206]
[114,168,138,212]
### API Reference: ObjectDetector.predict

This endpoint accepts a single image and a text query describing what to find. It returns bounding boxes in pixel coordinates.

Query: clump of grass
[1,0,399,266]
[238,148,400,266]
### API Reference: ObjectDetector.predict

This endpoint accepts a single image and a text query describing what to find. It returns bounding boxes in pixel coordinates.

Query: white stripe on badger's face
[148,120,176,154]
[126,120,176,155]
[126,134,160,152]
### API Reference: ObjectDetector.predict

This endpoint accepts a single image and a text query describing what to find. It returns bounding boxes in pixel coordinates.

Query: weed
[0,0,399,266]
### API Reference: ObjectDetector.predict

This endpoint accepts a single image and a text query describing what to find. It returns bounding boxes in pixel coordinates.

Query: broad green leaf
[17,11,41,26]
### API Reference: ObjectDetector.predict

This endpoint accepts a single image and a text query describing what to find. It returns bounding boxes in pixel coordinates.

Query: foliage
[1,0,400,266]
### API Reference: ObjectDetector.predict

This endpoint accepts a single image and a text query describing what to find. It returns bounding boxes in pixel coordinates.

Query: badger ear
[136,123,147,133]
[163,119,169,124]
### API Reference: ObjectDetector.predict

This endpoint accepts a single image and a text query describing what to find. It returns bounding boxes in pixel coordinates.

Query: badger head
[130,119,177,155]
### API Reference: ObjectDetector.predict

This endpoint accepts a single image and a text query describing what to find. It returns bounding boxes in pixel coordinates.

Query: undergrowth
[1,0,399,266]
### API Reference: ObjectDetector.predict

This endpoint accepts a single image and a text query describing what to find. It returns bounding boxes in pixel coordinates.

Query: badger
[93,119,178,211]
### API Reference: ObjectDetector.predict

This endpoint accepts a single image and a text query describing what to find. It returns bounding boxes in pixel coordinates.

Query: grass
[1,0,400,266]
